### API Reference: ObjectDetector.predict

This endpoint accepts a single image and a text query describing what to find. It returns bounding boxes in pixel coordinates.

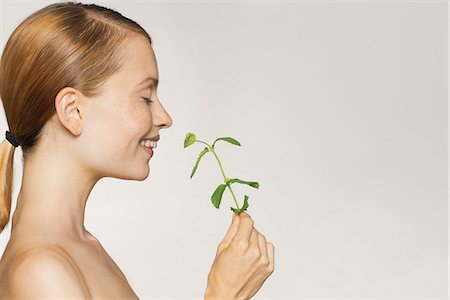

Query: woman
[0,2,275,299]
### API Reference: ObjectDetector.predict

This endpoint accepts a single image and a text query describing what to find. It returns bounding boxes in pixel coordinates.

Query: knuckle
[259,233,266,241]
[249,246,261,258]
[233,239,249,250]
[216,243,224,253]
[260,256,269,266]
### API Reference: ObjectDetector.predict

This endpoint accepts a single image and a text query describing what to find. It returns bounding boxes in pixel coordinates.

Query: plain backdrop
[0,0,448,299]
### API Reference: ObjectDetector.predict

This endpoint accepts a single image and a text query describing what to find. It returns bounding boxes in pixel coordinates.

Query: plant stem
[196,140,241,210]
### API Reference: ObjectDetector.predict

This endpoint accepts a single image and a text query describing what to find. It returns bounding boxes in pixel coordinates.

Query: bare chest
[63,244,139,299]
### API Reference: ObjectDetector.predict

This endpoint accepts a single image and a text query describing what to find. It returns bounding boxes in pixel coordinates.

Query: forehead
[121,36,159,80]
[95,36,159,97]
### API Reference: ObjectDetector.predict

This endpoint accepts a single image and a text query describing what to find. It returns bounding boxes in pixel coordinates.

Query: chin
[136,166,151,181]
[136,173,150,181]
[113,165,150,181]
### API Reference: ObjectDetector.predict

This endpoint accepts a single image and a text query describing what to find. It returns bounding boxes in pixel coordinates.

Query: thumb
[221,213,240,248]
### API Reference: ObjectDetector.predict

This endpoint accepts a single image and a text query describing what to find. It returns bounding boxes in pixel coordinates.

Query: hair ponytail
[0,140,16,234]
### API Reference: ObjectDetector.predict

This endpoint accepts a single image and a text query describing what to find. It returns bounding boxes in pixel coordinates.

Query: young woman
[0,2,275,299]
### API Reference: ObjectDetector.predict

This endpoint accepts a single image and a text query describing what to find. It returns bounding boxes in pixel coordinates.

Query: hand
[204,212,275,300]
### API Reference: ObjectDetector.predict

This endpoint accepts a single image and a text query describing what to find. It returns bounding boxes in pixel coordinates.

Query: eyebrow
[136,76,159,90]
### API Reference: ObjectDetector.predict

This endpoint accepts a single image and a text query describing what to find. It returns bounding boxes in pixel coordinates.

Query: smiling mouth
[141,144,153,156]
[140,140,158,148]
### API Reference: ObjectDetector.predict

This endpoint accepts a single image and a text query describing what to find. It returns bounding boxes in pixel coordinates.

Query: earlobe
[54,87,83,136]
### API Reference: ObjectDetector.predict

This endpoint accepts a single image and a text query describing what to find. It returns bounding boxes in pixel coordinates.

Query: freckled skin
[0,35,173,298]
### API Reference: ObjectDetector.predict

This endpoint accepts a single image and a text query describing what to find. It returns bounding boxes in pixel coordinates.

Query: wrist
[205,287,237,300]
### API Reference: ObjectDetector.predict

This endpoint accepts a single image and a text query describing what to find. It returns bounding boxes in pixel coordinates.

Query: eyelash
[142,97,153,105]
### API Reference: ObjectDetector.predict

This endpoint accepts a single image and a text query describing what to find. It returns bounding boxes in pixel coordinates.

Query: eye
[142,97,153,105]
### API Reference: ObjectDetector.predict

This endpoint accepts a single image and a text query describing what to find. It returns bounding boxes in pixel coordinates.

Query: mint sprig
[184,132,260,214]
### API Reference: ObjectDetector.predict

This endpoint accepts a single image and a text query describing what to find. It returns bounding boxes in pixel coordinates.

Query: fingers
[255,228,268,263]
[249,227,259,251]
[267,242,275,272]
[221,213,240,248]
[233,212,254,243]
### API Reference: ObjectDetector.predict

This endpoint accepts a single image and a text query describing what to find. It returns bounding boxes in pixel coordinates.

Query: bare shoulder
[6,245,90,298]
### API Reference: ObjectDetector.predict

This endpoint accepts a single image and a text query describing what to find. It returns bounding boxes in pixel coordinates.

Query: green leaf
[230,195,249,214]
[184,132,196,148]
[230,207,240,214]
[212,137,241,149]
[226,178,259,189]
[190,147,209,179]
[241,195,249,211]
[211,184,227,209]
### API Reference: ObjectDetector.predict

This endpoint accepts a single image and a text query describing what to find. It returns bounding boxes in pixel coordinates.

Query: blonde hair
[0,1,153,234]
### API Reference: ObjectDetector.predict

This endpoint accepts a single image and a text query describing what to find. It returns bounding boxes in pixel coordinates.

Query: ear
[54,87,83,136]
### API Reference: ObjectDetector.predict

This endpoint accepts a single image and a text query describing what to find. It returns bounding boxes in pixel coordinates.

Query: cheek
[92,103,151,149]
[120,104,152,138]
[81,98,153,168]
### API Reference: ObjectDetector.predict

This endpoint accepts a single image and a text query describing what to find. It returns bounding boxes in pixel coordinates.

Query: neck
[10,150,101,242]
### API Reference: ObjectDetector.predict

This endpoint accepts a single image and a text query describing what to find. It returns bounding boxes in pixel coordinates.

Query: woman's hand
[204,212,275,300]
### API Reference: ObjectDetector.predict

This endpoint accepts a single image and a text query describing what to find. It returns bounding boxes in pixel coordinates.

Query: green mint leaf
[184,132,196,148]
[241,195,249,211]
[212,137,241,149]
[190,147,209,179]
[227,178,260,189]
[230,196,249,215]
[230,207,240,214]
[211,184,227,209]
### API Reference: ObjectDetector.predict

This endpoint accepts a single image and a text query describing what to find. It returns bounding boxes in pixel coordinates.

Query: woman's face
[81,35,173,181]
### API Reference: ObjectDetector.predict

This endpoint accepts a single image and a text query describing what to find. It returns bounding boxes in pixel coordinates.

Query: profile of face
[51,35,173,182]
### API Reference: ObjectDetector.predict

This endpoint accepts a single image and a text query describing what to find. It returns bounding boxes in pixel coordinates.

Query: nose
[153,100,173,129]
[161,112,173,129]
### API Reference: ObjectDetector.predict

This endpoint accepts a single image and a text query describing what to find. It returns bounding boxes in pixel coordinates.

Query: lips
[140,139,157,149]
[140,135,158,157]
[142,145,153,156]
[142,135,159,142]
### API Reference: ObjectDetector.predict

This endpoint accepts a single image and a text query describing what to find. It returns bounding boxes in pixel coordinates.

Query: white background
[0,0,447,299]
